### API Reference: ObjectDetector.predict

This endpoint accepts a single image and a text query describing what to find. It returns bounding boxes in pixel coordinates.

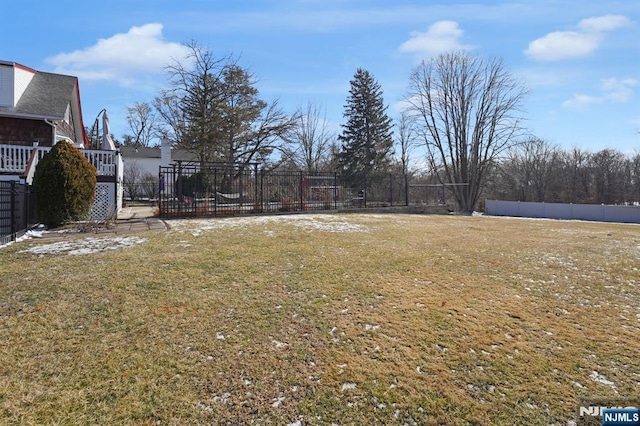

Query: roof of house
[0,61,88,147]
[0,70,79,120]
[119,146,161,159]
[119,146,199,162]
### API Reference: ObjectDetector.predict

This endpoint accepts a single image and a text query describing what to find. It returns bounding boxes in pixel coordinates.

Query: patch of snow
[341,383,357,391]
[589,371,616,387]
[365,324,380,331]
[272,339,288,349]
[19,236,147,256]
[272,396,285,408]
[169,214,368,236]
[195,401,212,411]
[213,392,231,404]
[1,225,48,249]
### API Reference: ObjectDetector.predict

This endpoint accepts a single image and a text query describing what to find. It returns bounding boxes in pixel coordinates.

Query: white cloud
[46,23,191,85]
[399,20,472,58]
[601,78,638,102]
[525,31,599,61]
[562,93,601,110]
[524,14,632,61]
[563,77,638,110]
[578,14,632,32]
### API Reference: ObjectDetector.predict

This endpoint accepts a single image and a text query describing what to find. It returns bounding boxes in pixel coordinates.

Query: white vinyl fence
[485,200,640,224]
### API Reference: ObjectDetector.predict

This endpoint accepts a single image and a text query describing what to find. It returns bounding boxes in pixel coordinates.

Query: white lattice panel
[89,183,115,221]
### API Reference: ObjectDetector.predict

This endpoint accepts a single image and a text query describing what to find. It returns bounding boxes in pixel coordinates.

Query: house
[0,60,122,223]
[119,140,198,200]
[120,141,198,179]
[0,60,87,152]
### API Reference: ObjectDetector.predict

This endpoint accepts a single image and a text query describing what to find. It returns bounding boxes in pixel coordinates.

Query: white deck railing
[0,144,119,177]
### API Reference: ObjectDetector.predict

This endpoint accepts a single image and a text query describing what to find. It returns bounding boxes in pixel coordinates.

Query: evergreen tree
[158,42,295,165]
[33,141,96,227]
[338,68,394,188]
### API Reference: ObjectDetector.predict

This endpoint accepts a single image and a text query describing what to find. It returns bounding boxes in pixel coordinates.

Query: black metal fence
[0,180,36,245]
[158,162,450,219]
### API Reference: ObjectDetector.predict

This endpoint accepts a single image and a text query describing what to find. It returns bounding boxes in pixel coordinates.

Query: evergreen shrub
[33,141,96,227]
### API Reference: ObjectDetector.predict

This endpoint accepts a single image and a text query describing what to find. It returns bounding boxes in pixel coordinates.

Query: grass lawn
[0,213,638,425]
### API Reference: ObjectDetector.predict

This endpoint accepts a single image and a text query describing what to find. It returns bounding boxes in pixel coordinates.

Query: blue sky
[2,0,639,155]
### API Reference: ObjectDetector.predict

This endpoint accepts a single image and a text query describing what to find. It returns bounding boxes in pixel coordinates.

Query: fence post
[158,166,163,217]
[214,167,218,216]
[239,166,244,210]
[389,173,393,206]
[299,171,304,211]
[334,173,338,209]
[20,182,28,232]
[259,168,264,213]
[253,163,259,213]
[404,173,409,206]
[10,181,16,242]
[363,173,367,208]
[176,162,182,216]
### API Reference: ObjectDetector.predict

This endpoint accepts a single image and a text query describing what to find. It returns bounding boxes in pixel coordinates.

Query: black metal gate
[0,180,36,245]
[158,162,348,218]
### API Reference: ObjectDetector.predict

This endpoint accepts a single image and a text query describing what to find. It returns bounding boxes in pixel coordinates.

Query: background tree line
[100,42,637,212]
[484,139,640,206]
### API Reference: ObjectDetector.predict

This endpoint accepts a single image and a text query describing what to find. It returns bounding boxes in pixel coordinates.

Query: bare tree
[405,52,527,212]
[395,109,418,175]
[160,41,230,162]
[155,42,295,165]
[590,148,627,204]
[124,102,160,147]
[560,147,593,203]
[153,88,189,149]
[123,161,143,201]
[631,152,640,203]
[281,101,335,172]
[503,138,560,202]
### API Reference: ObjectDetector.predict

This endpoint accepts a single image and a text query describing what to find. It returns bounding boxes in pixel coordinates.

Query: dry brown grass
[0,213,638,425]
